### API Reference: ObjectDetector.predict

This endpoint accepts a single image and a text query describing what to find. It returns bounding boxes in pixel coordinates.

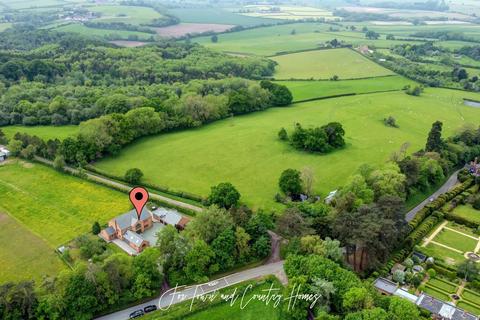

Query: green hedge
[85,165,206,204]
[408,178,474,230]
[405,216,441,249]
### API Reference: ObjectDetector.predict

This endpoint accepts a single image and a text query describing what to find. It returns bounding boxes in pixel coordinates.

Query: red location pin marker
[129,187,149,220]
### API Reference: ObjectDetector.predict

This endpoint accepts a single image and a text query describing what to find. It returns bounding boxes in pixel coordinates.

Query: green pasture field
[1,125,78,140]
[191,23,425,56]
[168,8,275,26]
[271,49,395,80]
[240,5,336,21]
[0,212,65,283]
[55,23,154,41]
[0,160,131,246]
[144,279,283,320]
[450,205,480,225]
[276,76,414,101]
[94,88,480,209]
[433,228,478,253]
[88,5,162,25]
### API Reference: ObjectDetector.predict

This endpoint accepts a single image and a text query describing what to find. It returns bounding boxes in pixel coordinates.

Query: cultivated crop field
[240,5,337,21]
[0,160,130,246]
[1,125,78,140]
[94,88,480,209]
[0,212,65,283]
[278,75,415,102]
[155,23,234,38]
[271,49,395,79]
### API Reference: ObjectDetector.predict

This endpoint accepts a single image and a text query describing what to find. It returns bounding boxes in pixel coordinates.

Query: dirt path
[34,156,203,213]
[267,230,282,264]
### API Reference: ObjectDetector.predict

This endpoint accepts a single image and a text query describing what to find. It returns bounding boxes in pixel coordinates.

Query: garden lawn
[451,205,480,225]
[0,212,65,283]
[458,301,480,316]
[423,285,451,301]
[277,75,414,102]
[0,160,130,246]
[427,278,457,293]
[433,228,478,253]
[422,242,466,266]
[462,289,480,306]
[1,125,78,141]
[271,49,395,80]
[94,88,480,210]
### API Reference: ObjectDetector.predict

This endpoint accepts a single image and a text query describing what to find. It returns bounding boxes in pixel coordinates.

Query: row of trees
[0,248,162,320]
[279,122,345,153]
[283,254,424,320]
[4,80,292,166]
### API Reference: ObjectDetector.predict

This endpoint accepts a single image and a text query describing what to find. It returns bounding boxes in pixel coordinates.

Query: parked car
[129,309,144,319]
[144,305,157,313]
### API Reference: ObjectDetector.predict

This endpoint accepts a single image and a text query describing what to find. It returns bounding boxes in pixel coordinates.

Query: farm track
[34,156,203,213]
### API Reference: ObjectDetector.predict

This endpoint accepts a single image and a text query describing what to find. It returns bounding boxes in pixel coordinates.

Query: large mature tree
[276,207,312,238]
[279,168,303,198]
[387,297,420,320]
[334,195,406,272]
[184,240,217,283]
[208,182,241,209]
[425,121,443,152]
[186,205,234,244]
[124,168,143,184]
[211,228,236,270]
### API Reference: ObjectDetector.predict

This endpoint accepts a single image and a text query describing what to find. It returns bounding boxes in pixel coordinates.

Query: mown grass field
[1,125,78,140]
[276,76,414,101]
[55,23,154,41]
[271,49,395,80]
[451,205,480,225]
[0,212,65,283]
[0,22,11,32]
[0,160,130,246]
[94,88,480,209]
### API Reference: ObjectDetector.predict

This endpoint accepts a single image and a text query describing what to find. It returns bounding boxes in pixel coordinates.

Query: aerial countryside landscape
[4,0,480,319]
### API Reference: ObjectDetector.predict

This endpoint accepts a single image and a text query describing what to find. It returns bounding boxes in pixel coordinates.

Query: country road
[405,169,461,222]
[95,261,285,320]
[34,156,203,213]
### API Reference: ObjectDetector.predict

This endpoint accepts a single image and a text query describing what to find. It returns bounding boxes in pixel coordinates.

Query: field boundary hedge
[85,165,205,205]
[273,74,399,82]
[291,88,403,104]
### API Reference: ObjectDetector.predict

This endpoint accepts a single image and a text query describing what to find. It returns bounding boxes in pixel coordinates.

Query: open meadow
[94,88,480,209]
[0,160,130,247]
[271,48,395,79]
[1,125,78,141]
[55,23,155,41]
[278,75,415,101]
[168,8,275,26]
[0,212,65,283]
[192,23,425,56]
[88,5,162,25]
